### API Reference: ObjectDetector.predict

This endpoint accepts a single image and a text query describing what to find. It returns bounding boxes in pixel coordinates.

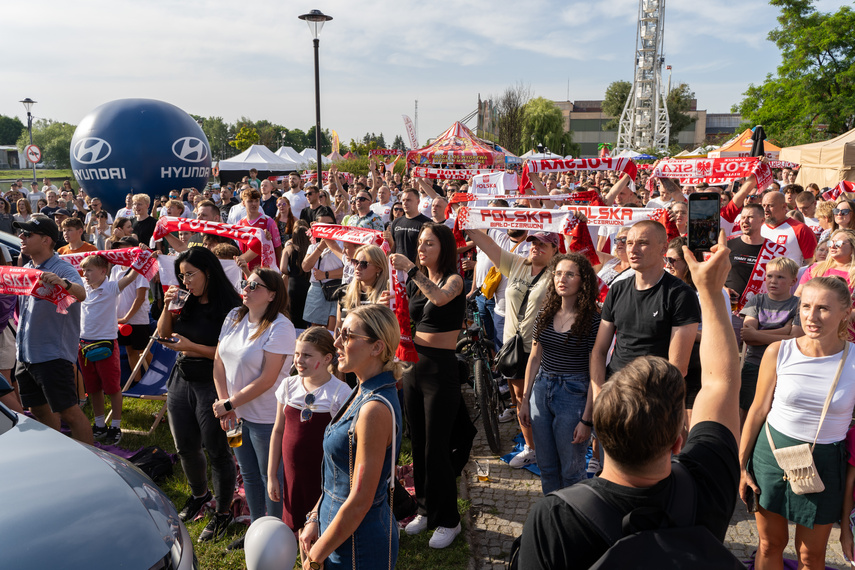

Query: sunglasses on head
[833,208,852,216]
[240,279,269,292]
[350,259,371,270]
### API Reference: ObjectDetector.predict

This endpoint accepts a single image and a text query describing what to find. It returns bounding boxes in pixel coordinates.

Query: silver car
[0,403,197,569]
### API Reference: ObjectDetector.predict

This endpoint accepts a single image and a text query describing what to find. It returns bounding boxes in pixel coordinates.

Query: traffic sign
[25,145,42,164]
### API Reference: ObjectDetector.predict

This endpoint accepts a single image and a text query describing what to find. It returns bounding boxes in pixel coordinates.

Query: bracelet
[580,419,593,428]
[306,511,319,523]
[224,399,233,412]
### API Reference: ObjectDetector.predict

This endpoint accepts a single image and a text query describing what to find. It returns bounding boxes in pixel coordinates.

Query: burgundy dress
[281,404,331,531]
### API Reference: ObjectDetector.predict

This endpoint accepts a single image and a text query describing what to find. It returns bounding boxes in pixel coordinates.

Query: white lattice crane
[616,0,670,153]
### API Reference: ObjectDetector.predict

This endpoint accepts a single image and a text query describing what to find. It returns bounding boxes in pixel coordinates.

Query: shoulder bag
[317,252,343,301]
[765,342,850,495]
[495,267,545,378]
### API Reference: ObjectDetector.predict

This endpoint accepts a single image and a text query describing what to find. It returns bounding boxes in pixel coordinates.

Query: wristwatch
[62,278,72,290]
[223,400,233,412]
[407,266,419,280]
[325,270,329,279]
[309,562,321,570]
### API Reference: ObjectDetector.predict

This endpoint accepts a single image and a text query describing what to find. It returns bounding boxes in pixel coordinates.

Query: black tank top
[407,273,465,333]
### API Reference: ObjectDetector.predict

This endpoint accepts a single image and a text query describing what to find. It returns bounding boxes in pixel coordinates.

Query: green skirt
[751,421,847,528]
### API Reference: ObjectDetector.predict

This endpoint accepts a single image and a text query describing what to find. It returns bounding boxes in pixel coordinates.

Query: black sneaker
[92,425,109,441]
[178,491,212,522]
[104,426,122,446]
[226,535,245,551]
[198,512,233,543]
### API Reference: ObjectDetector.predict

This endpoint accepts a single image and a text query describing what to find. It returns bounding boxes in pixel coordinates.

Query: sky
[3,0,850,149]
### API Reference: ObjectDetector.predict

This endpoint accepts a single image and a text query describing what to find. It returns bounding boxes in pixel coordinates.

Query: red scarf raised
[388,262,418,363]
[563,217,599,267]
[0,266,76,313]
[310,224,386,247]
[60,247,158,280]
[153,216,277,269]
[652,157,773,190]
[823,181,855,201]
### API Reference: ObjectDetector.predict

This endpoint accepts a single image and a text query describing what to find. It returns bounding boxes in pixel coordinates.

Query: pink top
[798,264,851,288]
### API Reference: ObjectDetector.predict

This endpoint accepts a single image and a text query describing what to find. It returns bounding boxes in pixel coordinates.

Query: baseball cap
[526,232,560,247]
[13,216,59,243]
[53,208,71,218]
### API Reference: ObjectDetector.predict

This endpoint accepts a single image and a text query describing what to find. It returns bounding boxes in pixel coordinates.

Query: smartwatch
[223,400,233,412]
[407,266,419,280]
[325,270,329,279]
[62,278,72,290]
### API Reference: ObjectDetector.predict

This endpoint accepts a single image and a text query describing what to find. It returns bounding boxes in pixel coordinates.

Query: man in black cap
[12,215,92,444]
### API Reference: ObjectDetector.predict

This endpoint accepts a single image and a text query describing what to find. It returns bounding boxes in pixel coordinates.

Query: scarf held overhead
[652,157,773,190]
[310,224,386,248]
[0,266,76,313]
[60,247,159,281]
[152,216,277,269]
[456,205,674,232]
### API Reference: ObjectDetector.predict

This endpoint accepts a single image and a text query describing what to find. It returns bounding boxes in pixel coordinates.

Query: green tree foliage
[190,115,230,160]
[391,134,407,151]
[602,81,632,131]
[229,126,259,152]
[602,80,695,144]
[521,97,580,157]
[733,0,855,145]
[0,115,25,146]
[306,126,332,155]
[17,119,75,168]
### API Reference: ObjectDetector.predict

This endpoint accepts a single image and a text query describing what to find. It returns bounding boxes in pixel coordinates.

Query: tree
[733,1,855,145]
[601,80,696,145]
[494,82,531,155]
[229,126,259,152]
[0,115,25,146]
[602,81,632,131]
[521,97,581,158]
[391,135,407,152]
[16,119,76,168]
[306,126,332,154]
[190,115,230,160]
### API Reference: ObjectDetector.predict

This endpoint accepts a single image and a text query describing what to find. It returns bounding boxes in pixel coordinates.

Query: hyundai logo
[73,138,112,165]
[172,137,208,163]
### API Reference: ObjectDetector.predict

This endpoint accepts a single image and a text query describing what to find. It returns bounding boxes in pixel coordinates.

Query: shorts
[302,283,337,326]
[0,325,16,370]
[78,339,122,395]
[740,362,760,410]
[118,323,151,350]
[16,359,77,413]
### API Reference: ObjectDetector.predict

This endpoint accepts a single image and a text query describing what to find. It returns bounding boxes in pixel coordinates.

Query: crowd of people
[3,159,855,568]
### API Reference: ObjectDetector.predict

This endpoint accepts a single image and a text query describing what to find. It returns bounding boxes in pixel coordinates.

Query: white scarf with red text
[60,247,159,281]
[153,216,277,269]
[526,157,638,180]
[410,166,502,180]
[456,205,669,232]
[0,266,76,313]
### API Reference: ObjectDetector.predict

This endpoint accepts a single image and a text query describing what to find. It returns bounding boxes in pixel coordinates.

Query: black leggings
[404,344,466,529]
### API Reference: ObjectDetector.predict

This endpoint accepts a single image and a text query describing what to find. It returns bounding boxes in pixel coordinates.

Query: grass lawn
[0,169,74,181]
[95,396,471,570]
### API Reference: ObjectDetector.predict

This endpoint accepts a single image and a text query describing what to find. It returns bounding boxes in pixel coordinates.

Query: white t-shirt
[760,218,817,266]
[307,243,344,285]
[227,202,247,225]
[27,191,46,211]
[471,172,518,207]
[80,279,121,341]
[111,265,151,326]
[115,207,134,219]
[419,194,432,218]
[274,374,351,417]
[218,310,296,423]
[286,190,309,220]
[371,201,395,224]
[85,210,114,226]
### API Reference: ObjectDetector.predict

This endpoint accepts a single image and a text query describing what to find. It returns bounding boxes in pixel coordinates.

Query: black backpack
[509,463,745,569]
[128,446,175,484]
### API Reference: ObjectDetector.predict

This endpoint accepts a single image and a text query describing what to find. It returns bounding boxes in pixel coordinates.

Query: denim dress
[318,371,402,569]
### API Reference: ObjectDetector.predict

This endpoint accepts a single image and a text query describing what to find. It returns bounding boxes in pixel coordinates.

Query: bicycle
[457,298,502,455]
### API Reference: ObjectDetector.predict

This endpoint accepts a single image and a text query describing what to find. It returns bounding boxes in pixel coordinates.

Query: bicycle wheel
[474,357,502,455]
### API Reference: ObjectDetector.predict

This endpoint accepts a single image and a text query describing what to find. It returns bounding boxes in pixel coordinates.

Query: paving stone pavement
[460,388,850,569]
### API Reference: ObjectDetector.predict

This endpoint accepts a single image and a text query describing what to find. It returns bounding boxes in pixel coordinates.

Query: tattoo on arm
[412,271,463,306]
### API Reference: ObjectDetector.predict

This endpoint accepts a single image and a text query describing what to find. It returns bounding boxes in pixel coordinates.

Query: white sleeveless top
[766,338,855,444]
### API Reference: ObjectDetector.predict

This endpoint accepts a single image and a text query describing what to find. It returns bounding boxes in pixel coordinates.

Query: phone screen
[687,195,721,257]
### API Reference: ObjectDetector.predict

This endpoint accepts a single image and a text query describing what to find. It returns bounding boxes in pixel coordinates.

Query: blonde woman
[336,245,389,330]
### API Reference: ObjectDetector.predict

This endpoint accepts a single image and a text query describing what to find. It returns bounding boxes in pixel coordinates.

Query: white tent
[299,148,331,166]
[219,144,298,171]
[615,149,645,159]
[520,149,564,159]
[275,146,306,164]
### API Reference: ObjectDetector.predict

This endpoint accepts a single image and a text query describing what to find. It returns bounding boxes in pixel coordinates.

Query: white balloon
[244,516,298,570]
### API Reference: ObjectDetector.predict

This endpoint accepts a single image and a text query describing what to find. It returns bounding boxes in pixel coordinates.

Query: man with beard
[284,172,308,219]
[726,203,767,305]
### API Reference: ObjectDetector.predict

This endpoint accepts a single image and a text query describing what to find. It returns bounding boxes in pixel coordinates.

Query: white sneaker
[429,523,461,549]
[404,514,427,535]
[508,445,536,468]
[587,458,601,475]
[498,407,515,423]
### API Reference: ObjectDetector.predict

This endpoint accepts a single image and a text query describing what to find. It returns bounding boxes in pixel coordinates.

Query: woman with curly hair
[518,253,601,494]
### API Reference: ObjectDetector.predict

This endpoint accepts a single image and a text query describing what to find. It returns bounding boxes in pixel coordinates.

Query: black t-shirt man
[600,271,701,375]
[300,204,324,225]
[219,197,240,223]
[132,216,157,247]
[261,195,278,219]
[390,214,431,263]
[725,237,764,298]
[518,421,739,569]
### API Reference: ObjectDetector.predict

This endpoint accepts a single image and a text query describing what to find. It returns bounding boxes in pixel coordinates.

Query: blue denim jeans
[232,419,283,521]
[529,370,590,495]
[475,294,497,351]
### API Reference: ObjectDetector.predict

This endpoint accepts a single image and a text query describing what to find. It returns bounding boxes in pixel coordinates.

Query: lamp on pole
[19,98,36,183]
[298,9,332,188]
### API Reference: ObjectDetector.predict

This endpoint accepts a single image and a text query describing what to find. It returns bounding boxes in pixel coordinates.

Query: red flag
[653,208,681,242]
[563,217,599,267]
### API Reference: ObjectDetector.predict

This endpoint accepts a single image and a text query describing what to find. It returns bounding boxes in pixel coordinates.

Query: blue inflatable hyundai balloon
[69,99,211,215]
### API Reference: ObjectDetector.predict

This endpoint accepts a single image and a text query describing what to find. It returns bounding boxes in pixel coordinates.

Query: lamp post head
[298,9,332,40]
[20,98,36,114]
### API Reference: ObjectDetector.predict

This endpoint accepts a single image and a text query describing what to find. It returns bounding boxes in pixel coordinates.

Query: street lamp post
[19,98,37,183]
[298,9,332,188]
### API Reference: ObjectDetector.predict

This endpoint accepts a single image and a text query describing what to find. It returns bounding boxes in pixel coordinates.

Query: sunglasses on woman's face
[240,279,269,292]
[833,208,852,216]
[664,257,680,266]
[614,236,628,244]
[393,207,403,213]
[829,239,848,249]
[350,259,370,270]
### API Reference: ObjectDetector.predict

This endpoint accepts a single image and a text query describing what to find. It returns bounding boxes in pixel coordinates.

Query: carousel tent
[342,151,356,159]
[407,121,505,167]
[218,145,298,185]
[780,128,855,188]
[327,150,344,162]
[707,128,781,159]
[275,146,307,164]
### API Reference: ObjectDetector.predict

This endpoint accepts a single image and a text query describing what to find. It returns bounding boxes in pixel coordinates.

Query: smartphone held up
[687,193,721,260]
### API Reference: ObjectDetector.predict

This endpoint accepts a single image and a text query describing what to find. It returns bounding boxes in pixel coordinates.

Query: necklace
[554,310,575,332]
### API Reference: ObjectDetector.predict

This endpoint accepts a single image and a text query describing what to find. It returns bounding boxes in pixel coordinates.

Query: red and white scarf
[60,247,159,281]
[457,205,672,232]
[651,157,773,190]
[822,180,855,201]
[387,262,418,363]
[769,160,799,170]
[153,216,277,269]
[739,238,788,311]
[0,267,76,313]
[410,166,501,180]
[449,190,605,205]
[310,224,386,248]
